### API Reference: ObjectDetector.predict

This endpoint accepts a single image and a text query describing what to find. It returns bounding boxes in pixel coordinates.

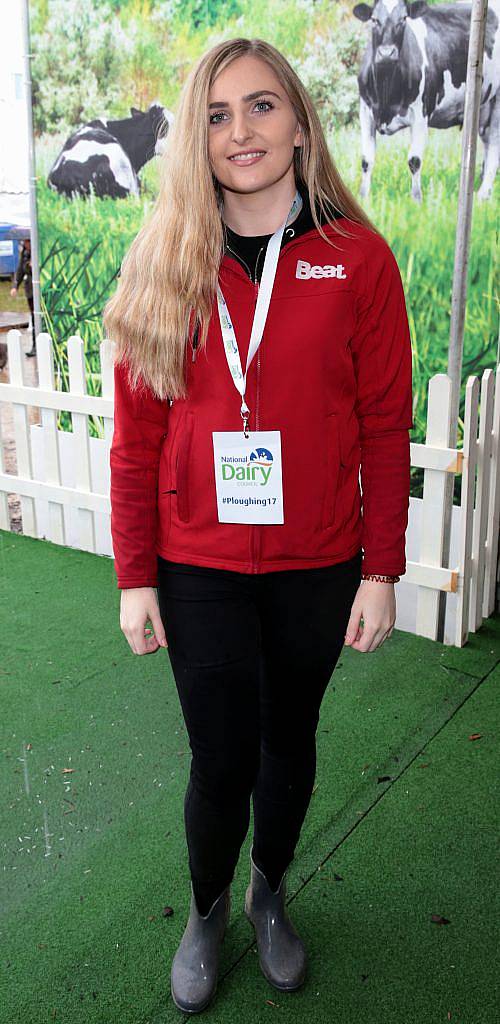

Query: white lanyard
[217,188,302,437]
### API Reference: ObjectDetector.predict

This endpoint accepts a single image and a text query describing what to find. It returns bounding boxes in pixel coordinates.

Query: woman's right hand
[120,587,168,654]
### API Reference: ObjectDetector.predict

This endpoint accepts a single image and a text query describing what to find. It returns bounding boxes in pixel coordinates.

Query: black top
[223,227,274,282]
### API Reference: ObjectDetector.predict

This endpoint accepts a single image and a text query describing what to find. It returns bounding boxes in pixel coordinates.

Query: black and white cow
[47,101,174,199]
[353,0,500,201]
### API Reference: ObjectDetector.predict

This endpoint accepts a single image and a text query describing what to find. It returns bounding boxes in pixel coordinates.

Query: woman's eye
[209,100,274,124]
[209,111,227,124]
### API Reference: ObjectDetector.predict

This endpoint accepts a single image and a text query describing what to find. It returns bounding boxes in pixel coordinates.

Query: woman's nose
[231,112,253,143]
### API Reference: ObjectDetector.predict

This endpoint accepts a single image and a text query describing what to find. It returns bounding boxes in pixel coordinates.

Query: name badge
[212,430,284,524]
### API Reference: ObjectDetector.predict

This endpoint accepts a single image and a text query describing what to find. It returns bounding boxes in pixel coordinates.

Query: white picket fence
[1,329,499,647]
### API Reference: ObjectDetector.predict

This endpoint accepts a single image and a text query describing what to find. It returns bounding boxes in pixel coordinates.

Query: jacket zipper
[252,252,263,572]
[224,242,280,572]
[254,247,263,435]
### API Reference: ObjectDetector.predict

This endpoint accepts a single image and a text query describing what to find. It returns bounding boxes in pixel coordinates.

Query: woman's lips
[227,152,266,166]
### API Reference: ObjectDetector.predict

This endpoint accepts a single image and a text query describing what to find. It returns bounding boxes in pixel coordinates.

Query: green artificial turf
[1,529,498,1023]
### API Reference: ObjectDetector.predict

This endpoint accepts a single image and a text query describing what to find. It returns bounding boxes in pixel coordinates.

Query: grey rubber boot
[244,850,307,991]
[170,881,231,1014]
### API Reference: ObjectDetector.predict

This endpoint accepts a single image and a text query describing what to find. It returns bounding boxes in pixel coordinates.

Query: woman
[104,37,413,1015]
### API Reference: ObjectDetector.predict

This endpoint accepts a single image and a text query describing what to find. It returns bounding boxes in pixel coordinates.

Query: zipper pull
[191,319,200,362]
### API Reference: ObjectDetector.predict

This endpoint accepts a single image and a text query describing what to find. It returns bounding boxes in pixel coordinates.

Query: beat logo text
[296,259,347,279]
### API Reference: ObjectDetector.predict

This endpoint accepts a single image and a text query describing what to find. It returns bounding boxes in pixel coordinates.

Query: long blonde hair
[103,36,382,402]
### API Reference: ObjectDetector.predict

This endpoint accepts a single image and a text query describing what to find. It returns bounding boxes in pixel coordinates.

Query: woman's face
[208,54,302,195]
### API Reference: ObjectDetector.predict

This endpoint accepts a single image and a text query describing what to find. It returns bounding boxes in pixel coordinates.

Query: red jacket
[109,215,413,588]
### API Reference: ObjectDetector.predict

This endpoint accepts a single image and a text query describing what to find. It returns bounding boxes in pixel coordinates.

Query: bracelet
[361,573,400,583]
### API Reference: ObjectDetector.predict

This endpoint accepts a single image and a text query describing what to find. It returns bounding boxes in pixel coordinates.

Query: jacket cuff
[116,576,158,590]
[361,565,403,579]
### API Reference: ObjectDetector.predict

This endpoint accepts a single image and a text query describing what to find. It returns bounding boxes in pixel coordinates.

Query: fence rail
[1,329,499,647]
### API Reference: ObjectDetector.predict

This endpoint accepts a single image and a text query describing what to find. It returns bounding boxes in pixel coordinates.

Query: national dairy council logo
[221,447,273,485]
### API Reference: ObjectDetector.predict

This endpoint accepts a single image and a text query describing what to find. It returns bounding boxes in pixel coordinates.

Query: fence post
[37,331,65,545]
[100,338,115,448]
[67,335,96,553]
[7,329,36,536]
[470,368,495,631]
[450,375,479,647]
[482,364,500,619]
[416,374,453,639]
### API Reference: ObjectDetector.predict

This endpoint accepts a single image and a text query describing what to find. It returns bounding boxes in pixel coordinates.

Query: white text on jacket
[296,259,347,279]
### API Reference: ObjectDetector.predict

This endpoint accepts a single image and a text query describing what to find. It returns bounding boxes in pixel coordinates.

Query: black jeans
[156,547,362,915]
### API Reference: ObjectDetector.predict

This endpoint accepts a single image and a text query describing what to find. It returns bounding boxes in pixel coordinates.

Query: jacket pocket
[175,410,194,523]
[321,412,342,530]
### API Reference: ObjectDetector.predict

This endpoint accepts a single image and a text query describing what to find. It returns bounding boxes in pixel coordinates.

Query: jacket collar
[222,181,344,257]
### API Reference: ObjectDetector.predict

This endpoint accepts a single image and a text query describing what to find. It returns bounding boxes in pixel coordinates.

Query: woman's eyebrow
[208,90,282,109]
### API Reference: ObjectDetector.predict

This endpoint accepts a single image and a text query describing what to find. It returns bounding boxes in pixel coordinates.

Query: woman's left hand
[343,581,396,652]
